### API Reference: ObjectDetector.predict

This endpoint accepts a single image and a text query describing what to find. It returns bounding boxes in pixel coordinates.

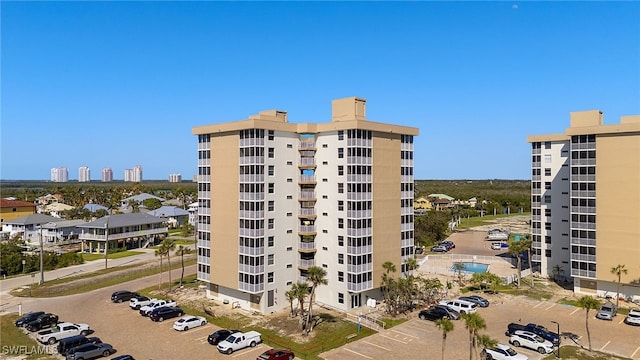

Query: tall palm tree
[435,317,454,360]
[285,289,296,317]
[462,313,487,360]
[577,295,600,351]
[305,266,328,334]
[292,282,309,330]
[476,334,498,358]
[507,239,528,288]
[162,238,176,291]
[381,261,397,312]
[175,245,193,287]
[610,264,628,309]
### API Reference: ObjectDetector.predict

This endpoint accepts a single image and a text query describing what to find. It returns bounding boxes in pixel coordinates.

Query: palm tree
[452,262,466,286]
[521,238,533,286]
[462,312,487,360]
[292,282,309,330]
[507,239,528,288]
[154,244,168,290]
[405,257,418,276]
[476,334,498,358]
[381,261,397,313]
[175,245,193,287]
[435,317,454,360]
[610,264,628,309]
[284,289,296,317]
[162,238,176,291]
[305,266,328,334]
[577,295,600,351]
[551,265,564,284]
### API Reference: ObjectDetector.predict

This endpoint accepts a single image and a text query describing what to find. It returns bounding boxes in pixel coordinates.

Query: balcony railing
[346,156,372,165]
[239,174,265,182]
[299,175,316,182]
[238,281,264,293]
[347,245,373,255]
[197,255,209,264]
[347,263,373,273]
[570,190,596,198]
[299,241,316,250]
[347,280,373,292]
[571,143,595,150]
[299,158,316,166]
[239,192,265,201]
[299,225,316,233]
[571,222,596,230]
[298,208,316,216]
[532,162,541,168]
[347,210,372,218]
[197,175,211,182]
[299,259,315,268]
[571,175,596,183]
[79,228,167,241]
[347,228,372,237]
[346,192,372,201]
[299,191,316,199]
[571,253,596,262]
[347,139,372,147]
[571,269,596,279]
[299,141,316,150]
[239,228,265,237]
[570,238,596,246]
[239,138,265,147]
[571,206,596,214]
[239,264,265,274]
[239,156,265,165]
[239,210,265,219]
[532,148,541,155]
[532,174,541,181]
[571,158,596,166]
[198,159,211,166]
[347,174,372,183]
[238,245,265,256]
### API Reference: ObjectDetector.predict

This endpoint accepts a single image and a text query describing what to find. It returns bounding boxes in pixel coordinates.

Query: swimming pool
[451,262,489,274]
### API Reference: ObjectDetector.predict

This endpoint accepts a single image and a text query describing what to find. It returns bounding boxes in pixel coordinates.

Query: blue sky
[2,1,639,181]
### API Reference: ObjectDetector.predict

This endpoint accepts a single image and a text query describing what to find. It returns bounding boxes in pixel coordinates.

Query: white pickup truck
[130,296,154,310]
[139,299,177,316]
[216,331,262,354]
[36,322,91,345]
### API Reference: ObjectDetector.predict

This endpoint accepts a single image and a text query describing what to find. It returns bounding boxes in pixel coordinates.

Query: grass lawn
[542,345,630,359]
[0,314,58,359]
[81,250,144,262]
[457,213,531,229]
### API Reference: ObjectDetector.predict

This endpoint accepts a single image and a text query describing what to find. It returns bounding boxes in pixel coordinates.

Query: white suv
[439,299,477,314]
[509,330,554,354]
[624,309,640,326]
[481,343,529,360]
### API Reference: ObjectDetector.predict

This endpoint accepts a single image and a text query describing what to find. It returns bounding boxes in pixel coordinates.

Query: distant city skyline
[2,2,638,180]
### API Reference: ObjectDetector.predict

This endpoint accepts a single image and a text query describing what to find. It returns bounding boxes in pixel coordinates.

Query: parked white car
[509,330,554,354]
[172,316,207,331]
[439,299,477,314]
[481,343,528,360]
[624,309,640,326]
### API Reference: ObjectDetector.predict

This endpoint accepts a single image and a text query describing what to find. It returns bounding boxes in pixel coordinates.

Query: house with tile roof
[77,213,168,253]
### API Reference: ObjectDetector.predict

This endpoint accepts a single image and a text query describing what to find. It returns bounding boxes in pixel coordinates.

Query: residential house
[39,202,74,218]
[146,206,189,228]
[1,199,37,229]
[1,214,64,244]
[77,213,168,253]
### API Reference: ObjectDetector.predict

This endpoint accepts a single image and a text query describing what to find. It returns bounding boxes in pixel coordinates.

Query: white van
[439,299,478,314]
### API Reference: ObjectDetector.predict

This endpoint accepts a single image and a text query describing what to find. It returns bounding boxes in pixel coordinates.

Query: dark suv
[418,307,452,321]
[111,290,139,303]
[208,329,241,345]
[15,311,45,327]
[25,313,59,332]
[149,306,184,322]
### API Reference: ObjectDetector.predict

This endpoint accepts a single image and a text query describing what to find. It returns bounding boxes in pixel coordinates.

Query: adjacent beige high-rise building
[527,110,640,301]
[192,97,419,314]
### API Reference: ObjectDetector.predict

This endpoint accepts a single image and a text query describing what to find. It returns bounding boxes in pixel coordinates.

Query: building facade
[125,165,143,182]
[169,174,182,183]
[102,167,113,182]
[192,97,419,314]
[528,110,640,301]
[50,167,69,182]
[78,166,91,182]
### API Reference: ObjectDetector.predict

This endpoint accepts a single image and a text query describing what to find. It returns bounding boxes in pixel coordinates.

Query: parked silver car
[65,342,113,360]
[595,301,617,320]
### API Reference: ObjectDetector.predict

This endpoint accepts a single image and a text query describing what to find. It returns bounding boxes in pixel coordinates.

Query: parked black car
[433,304,461,320]
[111,356,135,360]
[57,335,102,355]
[111,290,139,303]
[506,322,559,345]
[207,329,241,345]
[149,306,184,322]
[26,313,59,332]
[15,311,45,327]
[418,307,453,321]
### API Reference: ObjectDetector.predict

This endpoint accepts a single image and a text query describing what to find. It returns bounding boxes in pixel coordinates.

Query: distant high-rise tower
[50,167,69,182]
[124,169,133,182]
[101,168,113,182]
[78,166,91,182]
[169,174,182,183]
[133,165,143,182]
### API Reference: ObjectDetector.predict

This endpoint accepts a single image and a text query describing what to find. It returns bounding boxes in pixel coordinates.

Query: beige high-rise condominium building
[192,97,419,314]
[78,166,90,182]
[528,110,640,300]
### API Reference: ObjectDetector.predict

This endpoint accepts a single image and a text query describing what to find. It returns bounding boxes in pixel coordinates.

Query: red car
[257,348,295,360]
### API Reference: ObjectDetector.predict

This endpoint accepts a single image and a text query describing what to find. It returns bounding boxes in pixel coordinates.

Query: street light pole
[39,226,44,285]
[551,320,560,359]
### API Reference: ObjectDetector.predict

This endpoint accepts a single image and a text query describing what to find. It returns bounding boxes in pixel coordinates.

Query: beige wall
[209,133,240,290]
[372,132,402,283]
[595,133,640,283]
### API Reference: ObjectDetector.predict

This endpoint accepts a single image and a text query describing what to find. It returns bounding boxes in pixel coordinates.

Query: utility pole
[39,226,44,285]
[104,217,109,270]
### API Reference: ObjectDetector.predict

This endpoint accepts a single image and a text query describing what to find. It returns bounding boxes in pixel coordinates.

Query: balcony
[347,280,373,292]
[239,245,265,256]
[532,188,541,195]
[299,191,316,200]
[239,174,265,183]
[197,255,209,264]
[570,190,596,198]
[298,208,316,217]
[238,281,264,294]
[532,148,541,155]
[571,269,596,279]
[347,174,372,183]
[347,138,372,147]
[239,228,265,237]
[299,141,316,150]
[239,192,265,201]
[239,138,265,147]
[346,156,372,165]
[571,206,596,214]
[571,158,596,166]
[298,241,316,251]
[239,264,265,274]
[532,174,541,181]
[347,263,373,273]
[532,162,541,168]
[299,259,315,268]
[198,159,211,166]
[347,228,372,237]
[299,175,316,183]
[571,222,596,230]
[298,158,316,167]
[347,210,372,218]
[571,143,595,150]
[347,245,373,255]
[346,192,372,201]
[570,238,596,246]
[239,210,265,219]
[298,225,316,234]
[197,175,211,182]
[571,175,596,183]
[571,253,596,262]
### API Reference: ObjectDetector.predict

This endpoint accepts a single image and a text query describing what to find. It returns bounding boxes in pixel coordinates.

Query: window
[338,183,344,193]
[286,264,292,268]
[287,229,293,234]
[544,195,551,203]
[322,195,328,199]
[338,293,344,304]
[322,246,328,251]
[322,144,328,148]
[545,168,551,176]
[545,182,551,190]
[267,254,274,265]
[286,212,292,216]
[545,236,551,244]
[338,218,344,229]
[338,254,344,264]
[544,154,552,163]
[545,250,552,258]
[338,200,344,211]
[338,272,344,282]
[268,130,274,140]
[323,229,328,233]
[323,212,328,216]
[287,195,293,199]
[338,148,344,158]
[268,201,274,211]
[268,165,274,176]
[268,148,274,158]
[268,183,274,193]
[267,272,274,283]
[287,144,293,148]
[545,141,551,149]
[286,281,292,285]
[338,166,344,176]
[323,161,328,165]
[287,178,293,182]
[322,264,328,268]
[286,246,292,251]
[268,236,274,247]
[286,161,293,165]
[268,219,274,229]
[338,236,344,246]
[338,130,344,140]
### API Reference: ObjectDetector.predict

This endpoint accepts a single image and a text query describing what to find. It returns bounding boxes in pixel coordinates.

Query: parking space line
[232,344,265,357]
[533,302,544,309]
[600,340,610,351]
[631,346,640,359]
[403,322,430,332]
[195,335,209,341]
[363,340,391,351]
[345,348,373,359]
[570,308,580,315]
[379,334,408,344]
[179,325,212,334]
[390,328,419,338]
[545,303,556,310]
